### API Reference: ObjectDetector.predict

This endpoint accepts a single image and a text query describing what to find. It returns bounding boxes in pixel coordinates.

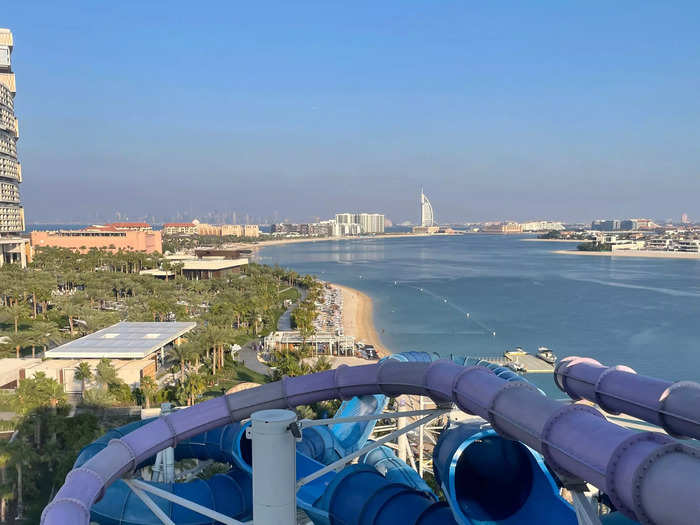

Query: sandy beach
[553,249,700,260]
[331,283,392,357]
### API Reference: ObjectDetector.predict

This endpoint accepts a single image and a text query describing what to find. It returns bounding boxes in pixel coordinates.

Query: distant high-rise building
[0,28,28,267]
[591,219,621,232]
[335,213,355,225]
[420,189,435,227]
[332,213,384,235]
[681,213,689,224]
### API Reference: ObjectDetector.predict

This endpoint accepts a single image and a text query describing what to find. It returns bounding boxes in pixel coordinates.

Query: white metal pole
[418,396,424,477]
[160,403,175,483]
[397,397,407,462]
[250,409,297,525]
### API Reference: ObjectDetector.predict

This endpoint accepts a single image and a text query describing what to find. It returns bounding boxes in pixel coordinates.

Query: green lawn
[278,287,300,302]
[201,360,269,399]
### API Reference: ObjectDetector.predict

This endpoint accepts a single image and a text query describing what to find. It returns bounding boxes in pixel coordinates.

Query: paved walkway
[277,287,307,331]
[239,342,271,376]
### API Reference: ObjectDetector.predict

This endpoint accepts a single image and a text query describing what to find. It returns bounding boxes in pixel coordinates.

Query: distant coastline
[521,238,591,243]
[231,232,440,252]
[553,249,700,260]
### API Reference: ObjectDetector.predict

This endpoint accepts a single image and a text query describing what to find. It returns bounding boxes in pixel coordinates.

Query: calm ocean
[258,235,700,394]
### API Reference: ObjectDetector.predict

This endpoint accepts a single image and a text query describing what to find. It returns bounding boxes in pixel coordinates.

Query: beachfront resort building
[31,223,163,253]
[481,222,523,233]
[192,221,260,238]
[162,249,250,280]
[163,222,198,235]
[333,213,385,235]
[592,218,660,231]
[0,29,29,267]
[521,221,565,231]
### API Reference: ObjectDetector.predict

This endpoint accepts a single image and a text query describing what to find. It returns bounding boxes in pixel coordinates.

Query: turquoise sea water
[257,235,700,394]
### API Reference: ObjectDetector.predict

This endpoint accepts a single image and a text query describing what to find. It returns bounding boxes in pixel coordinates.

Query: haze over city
[5,1,700,224]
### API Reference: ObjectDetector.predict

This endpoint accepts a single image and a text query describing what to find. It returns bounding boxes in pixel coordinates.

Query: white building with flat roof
[45,321,196,359]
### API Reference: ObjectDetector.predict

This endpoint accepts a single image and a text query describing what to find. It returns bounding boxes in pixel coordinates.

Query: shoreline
[553,249,700,260]
[521,238,592,243]
[331,283,392,357]
[226,232,435,252]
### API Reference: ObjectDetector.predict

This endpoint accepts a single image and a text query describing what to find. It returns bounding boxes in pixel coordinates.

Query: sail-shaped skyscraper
[420,188,434,227]
[413,189,439,233]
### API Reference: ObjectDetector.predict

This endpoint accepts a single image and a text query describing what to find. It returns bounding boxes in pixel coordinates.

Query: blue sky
[5,1,700,224]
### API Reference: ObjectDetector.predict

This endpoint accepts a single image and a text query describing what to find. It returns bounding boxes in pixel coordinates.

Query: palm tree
[139,375,157,409]
[32,321,61,356]
[95,358,118,388]
[179,373,205,406]
[0,445,12,524]
[58,299,83,336]
[169,344,189,381]
[1,331,30,359]
[74,362,93,396]
[0,302,30,333]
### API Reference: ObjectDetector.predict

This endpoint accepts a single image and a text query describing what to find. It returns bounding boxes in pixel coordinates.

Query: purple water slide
[43,359,700,525]
[555,356,700,439]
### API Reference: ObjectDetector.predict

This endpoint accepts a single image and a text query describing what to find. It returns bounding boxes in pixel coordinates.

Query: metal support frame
[369,396,447,476]
[297,407,446,429]
[116,405,450,525]
[124,480,176,525]
[151,403,176,483]
[127,479,250,525]
[296,409,449,489]
[570,491,603,525]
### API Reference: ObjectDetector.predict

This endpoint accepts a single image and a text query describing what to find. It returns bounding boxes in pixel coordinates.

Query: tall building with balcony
[333,213,385,235]
[0,29,27,267]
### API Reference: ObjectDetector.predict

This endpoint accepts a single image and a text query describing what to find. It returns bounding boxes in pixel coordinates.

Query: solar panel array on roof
[45,322,197,359]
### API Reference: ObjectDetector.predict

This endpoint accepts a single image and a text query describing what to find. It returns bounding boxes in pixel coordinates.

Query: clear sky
[5,1,700,224]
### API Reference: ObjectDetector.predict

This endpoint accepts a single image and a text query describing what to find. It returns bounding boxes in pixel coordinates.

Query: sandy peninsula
[331,283,392,357]
[553,249,700,260]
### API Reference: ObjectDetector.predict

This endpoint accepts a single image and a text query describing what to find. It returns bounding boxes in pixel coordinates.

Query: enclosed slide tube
[311,464,456,525]
[433,421,576,524]
[555,357,700,440]
[73,418,253,525]
[43,359,700,525]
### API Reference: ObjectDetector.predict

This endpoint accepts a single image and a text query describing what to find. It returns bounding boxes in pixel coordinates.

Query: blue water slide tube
[48,357,700,525]
[359,444,433,495]
[68,352,540,525]
[313,464,457,525]
[74,420,253,525]
[433,421,576,525]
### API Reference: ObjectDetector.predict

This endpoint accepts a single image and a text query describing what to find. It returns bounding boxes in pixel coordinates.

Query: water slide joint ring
[593,365,637,415]
[486,381,540,440]
[658,381,700,439]
[540,403,604,478]
[605,432,672,522]
[632,440,696,525]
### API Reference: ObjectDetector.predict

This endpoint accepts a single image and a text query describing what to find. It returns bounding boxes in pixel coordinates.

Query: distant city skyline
[5,3,700,224]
